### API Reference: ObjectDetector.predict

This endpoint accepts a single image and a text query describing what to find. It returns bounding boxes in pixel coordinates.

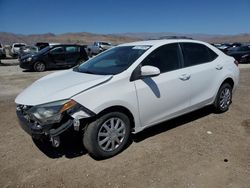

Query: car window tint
[142,43,181,73]
[181,43,218,67]
[50,47,64,54]
[76,46,150,75]
[66,46,79,53]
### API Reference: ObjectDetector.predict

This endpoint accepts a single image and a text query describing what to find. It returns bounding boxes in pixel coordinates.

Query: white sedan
[16,39,239,158]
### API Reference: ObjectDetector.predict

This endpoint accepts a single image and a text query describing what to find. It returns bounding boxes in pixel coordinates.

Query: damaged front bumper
[16,102,95,146]
[16,109,73,139]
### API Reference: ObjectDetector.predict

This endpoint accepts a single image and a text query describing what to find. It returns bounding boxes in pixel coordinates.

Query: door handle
[179,74,191,81]
[216,65,223,70]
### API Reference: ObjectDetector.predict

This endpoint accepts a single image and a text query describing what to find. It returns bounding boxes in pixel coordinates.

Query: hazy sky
[0,0,250,35]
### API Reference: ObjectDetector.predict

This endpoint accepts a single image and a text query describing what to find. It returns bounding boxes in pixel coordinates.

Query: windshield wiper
[82,70,95,74]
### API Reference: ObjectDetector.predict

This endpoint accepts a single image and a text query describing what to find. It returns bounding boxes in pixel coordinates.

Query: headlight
[27,57,32,61]
[28,99,77,125]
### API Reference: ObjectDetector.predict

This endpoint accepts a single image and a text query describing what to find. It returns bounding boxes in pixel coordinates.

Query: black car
[226,45,250,64]
[19,44,89,71]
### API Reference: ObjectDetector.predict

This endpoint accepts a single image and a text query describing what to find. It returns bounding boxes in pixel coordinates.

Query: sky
[0,0,250,35]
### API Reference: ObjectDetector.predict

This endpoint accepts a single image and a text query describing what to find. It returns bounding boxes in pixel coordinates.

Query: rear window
[181,43,218,67]
[14,44,26,48]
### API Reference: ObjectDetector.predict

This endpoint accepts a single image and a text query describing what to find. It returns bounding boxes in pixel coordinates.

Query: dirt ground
[0,60,250,188]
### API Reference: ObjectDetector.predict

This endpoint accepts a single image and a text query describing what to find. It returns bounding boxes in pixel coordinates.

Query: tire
[214,83,232,113]
[83,112,131,159]
[33,61,46,72]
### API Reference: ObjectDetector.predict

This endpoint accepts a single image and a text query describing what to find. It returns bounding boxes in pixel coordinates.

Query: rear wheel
[33,61,46,72]
[83,112,131,159]
[214,83,232,113]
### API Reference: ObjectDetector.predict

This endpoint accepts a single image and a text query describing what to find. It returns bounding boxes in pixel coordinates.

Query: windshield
[74,46,151,75]
[14,44,26,47]
[37,46,51,54]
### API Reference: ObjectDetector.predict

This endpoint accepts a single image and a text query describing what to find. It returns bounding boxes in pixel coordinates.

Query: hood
[20,53,35,60]
[15,69,112,106]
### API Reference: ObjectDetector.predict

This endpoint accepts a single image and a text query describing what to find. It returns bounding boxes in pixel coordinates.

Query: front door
[48,46,66,67]
[134,43,191,127]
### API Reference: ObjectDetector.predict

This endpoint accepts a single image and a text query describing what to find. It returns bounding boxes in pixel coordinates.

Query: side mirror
[141,65,160,77]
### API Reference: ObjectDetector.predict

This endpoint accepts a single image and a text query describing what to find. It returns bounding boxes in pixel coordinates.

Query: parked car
[226,45,250,63]
[19,44,88,71]
[213,43,243,53]
[10,43,27,57]
[216,43,232,52]
[239,54,250,64]
[87,41,112,56]
[0,43,6,59]
[18,45,39,58]
[15,39,239,158]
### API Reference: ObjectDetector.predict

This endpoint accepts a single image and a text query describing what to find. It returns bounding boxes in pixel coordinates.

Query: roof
[119,39,205,47]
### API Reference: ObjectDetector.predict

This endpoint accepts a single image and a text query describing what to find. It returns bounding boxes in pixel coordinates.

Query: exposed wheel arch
[214,77,234,102]
[221,77,234,89]
[96,106,135,131]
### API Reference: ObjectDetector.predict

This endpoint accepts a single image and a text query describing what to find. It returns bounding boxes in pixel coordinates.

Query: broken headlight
[27,99,77,125]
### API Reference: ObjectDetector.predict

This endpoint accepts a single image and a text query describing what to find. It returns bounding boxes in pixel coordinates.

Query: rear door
[65,46,80,66]
[180,42,220,108]
[134,43,191,127]
[48,46,66,67]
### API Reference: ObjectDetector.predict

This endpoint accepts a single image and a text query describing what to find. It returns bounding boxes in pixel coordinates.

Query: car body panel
[15,69,112,106]
[134,69,191,127]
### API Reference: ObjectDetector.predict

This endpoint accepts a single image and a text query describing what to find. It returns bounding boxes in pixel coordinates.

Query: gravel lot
[0,60,250,188]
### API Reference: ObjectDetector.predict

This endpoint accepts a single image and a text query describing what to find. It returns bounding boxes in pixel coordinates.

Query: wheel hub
[98,117,126,152]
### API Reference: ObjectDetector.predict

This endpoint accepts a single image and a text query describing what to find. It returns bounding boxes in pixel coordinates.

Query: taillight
[234,60,239,67]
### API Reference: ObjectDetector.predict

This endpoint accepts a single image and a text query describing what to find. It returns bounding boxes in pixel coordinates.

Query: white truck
[86,41,112,56]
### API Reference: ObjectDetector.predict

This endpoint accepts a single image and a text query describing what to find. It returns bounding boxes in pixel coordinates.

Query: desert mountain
[0,32,250,45]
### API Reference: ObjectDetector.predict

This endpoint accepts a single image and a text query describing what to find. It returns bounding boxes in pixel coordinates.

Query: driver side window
[142,43,181,73]
[50,47,64,54]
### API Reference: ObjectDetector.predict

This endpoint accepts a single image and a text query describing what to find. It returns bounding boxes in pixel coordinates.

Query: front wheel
[214,83,232,113]
[83,112,131,159]
[33,61,46,72]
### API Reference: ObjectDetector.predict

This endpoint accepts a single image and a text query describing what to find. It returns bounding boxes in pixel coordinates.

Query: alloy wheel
[35,62,45,72]
[219,87,231,109]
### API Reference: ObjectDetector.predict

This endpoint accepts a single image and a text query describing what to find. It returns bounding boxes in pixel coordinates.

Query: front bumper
[19,60,33,70]
[16,110,73,139]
